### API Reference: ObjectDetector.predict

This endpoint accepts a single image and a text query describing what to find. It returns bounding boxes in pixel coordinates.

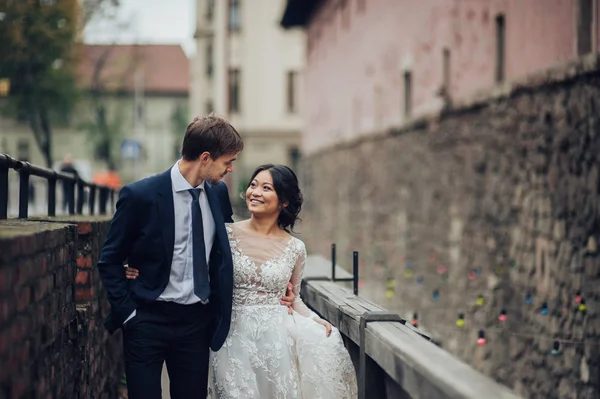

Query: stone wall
[0,216,122,399]
[298,55,600,399]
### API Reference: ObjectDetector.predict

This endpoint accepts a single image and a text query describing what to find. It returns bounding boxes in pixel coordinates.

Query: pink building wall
[303,0,600,153]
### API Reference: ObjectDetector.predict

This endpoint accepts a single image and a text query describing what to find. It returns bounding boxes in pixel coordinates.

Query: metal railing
[302,243,434,399]
[303,244,358,290]
[0,153,116,219]
[301,255,521,399]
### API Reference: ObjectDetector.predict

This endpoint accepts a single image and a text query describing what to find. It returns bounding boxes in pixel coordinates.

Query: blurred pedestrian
[60,153,79,211]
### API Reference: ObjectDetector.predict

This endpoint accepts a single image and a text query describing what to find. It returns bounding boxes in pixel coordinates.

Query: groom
[98,114,295,399]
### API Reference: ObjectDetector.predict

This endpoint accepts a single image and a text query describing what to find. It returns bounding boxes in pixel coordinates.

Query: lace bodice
[226,223,312,316]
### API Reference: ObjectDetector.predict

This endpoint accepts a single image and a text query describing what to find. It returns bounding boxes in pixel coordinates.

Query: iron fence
[0,153,116,219]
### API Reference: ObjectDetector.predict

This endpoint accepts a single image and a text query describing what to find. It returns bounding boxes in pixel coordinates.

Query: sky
[83,0,197,57]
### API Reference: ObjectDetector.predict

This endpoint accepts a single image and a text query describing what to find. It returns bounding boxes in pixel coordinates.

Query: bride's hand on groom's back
[124,266,139,279]
[281,282,295,315]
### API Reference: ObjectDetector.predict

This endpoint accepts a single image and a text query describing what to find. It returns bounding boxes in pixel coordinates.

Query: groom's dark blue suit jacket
[98,169,234,351]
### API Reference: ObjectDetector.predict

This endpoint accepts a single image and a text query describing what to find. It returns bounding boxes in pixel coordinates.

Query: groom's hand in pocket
[281,282,295,315]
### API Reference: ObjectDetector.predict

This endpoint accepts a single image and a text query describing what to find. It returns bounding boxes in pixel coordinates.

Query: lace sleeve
[290,241,320,319]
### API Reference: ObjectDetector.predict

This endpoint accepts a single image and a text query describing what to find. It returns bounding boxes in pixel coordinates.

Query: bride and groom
[98,114,357,399]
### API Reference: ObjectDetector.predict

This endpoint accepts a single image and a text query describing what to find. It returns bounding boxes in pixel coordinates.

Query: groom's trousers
[122,300,212,399]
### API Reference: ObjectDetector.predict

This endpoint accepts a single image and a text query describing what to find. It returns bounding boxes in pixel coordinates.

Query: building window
[206,41,213,77]
[228,68,240,113]
[357,0,366,13]
[495,14,505,83]
[286,71,297,113]
[403,71,412,118]
[577,0,594,55]
[442,48,451,93]
[439,47,452,108]
[136,102,145,123]
[206,0,215,21]
[17,139,30,160]
[341,0,350,29]
[206,99,214,114]
[288,147,301,172]
[229,0,241,32]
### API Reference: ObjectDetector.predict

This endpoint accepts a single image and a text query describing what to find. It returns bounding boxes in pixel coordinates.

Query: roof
[78,44,189,95]
[280,0,322,28]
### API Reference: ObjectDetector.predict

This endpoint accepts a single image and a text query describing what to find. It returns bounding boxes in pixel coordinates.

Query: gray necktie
[188,188,210,301]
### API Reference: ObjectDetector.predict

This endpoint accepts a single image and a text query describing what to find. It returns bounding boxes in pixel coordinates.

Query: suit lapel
[156,170,175,265]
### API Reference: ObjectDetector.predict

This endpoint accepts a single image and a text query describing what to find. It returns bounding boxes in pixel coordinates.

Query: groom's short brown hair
[181,113,244,161]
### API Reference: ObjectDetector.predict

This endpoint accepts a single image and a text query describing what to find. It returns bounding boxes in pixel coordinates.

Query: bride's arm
[290,243,320,319]
[290,243,333,337]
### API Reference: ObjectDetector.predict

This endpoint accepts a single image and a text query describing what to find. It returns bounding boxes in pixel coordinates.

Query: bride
[126,164,357,398]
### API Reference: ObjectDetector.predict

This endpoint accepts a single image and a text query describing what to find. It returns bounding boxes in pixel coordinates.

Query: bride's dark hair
[247,164,303,232]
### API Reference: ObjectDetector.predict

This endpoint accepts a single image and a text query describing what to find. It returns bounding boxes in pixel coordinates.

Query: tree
[78,40,149,172]
[0,0,118,167]
[77,0,137,172]
[81,44,128,171]
[81,91,126,171]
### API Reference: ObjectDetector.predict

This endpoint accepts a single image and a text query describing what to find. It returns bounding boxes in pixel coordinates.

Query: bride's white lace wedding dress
[209,223,357,399]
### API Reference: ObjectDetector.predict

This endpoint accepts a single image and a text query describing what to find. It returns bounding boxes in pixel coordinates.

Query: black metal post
[358,311,404,399]
[48,174,56,217]
[18,170,30,219]
[76,180,85,214]
[0,164,8,219]
[331,243,336,281]
[88,185,96,215]
[99,187,108,215]
[353,251,359,296]
[67,180,75,215]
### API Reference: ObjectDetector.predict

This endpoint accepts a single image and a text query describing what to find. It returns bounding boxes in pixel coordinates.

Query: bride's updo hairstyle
[247,164,303,232]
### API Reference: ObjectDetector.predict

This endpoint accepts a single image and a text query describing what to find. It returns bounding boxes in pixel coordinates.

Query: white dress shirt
[124,161,216,324]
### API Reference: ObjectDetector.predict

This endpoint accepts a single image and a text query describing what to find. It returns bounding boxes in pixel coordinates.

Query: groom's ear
[199,151,211,163]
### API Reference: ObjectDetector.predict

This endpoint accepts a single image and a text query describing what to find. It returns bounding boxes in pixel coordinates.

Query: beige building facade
[0,44,189,216]
[1,44,189,181]
[190,0,305,208]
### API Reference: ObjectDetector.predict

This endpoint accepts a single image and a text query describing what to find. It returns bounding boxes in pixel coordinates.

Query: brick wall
[0,216,122,399]
[298,55,600,399]
[50,217,120,399]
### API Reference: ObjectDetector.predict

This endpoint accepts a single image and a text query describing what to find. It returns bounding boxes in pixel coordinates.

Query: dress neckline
[231,222,292,242]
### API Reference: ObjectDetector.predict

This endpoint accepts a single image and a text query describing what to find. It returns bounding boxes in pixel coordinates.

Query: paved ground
[161,363,170,398]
